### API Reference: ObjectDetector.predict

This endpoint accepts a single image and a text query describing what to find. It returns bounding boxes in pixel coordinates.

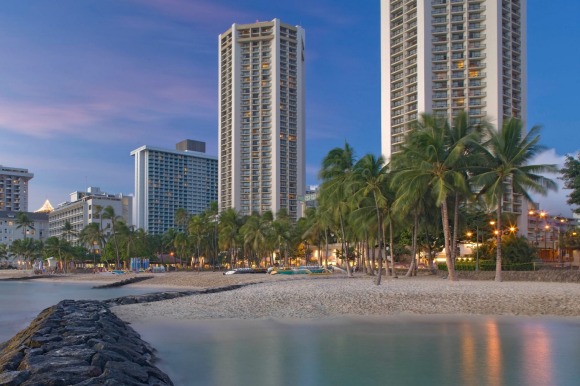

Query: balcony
[433,65,449,71]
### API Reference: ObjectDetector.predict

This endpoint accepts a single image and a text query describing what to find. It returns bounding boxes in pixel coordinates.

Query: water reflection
[133,317,580,386]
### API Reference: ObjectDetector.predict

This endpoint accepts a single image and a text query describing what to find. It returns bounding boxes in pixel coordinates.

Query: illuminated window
[469,70,479,78]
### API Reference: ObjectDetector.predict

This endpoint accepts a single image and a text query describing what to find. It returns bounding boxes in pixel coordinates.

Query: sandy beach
[5,270,580,321]
[105,272,580,322]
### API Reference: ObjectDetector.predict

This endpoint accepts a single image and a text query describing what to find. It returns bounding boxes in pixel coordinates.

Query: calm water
[0,280,165,343]
[132,316,580,386]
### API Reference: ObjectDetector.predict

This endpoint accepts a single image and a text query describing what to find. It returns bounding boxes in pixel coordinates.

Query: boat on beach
[270,266,332,275]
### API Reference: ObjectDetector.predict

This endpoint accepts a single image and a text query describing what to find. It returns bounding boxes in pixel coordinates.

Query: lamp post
[544,225,550,258]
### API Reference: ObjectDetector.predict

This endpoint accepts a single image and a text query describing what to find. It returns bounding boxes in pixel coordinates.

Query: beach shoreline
[4,270,580,320]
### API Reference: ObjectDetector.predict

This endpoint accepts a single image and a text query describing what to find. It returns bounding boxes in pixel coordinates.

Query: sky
[0,0,578,217]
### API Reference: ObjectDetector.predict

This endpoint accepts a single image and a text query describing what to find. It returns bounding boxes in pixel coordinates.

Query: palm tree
[15,212,34,239]
[272,209,291,266]
[45,236,72,273]
[240,211,272,267]
[319,142,357,277]
[391,114,478,281]
[61,221,78,245]
[472,119,557,282]
[351,153,392,284]
[101,206,122,269]
[174,208,190,234]
[188,215,206,270]
[219,208,242,268]
[79,222,104,269]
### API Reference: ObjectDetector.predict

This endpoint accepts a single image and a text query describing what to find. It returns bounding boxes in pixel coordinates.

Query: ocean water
[0,280,164,343]
[132,316,580,386]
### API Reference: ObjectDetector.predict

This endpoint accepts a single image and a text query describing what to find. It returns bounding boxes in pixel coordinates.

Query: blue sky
[0,0,578,216]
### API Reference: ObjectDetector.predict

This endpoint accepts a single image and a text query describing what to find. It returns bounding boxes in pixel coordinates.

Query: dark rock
[0,350,24,371]
[0,370,30,386]
[0,298,174,384]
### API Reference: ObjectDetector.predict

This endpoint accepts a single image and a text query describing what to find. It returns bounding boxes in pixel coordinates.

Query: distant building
[304,185,319,209]
[218,19,306,221]
[131,141,218,235]
[48,187,132,244]
[0,211,49,248]
[0,165,34,212]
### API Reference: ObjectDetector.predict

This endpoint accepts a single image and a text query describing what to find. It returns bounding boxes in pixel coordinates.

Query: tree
[15,212,34,239]
[79,222,104,267]
[101,206,123,269]
[560,152,580,215]
[45,236,72,273]
[351,154,391,284]
[61,221,78,245]
[219,208,242,268]
[174,208,190,233]
[472,119,558,282]
[240,211,272,267]
[392,114,474,281]
[319,142,357,277]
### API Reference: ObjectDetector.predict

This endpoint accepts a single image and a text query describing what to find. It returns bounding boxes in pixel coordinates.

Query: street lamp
[544,225,550,256]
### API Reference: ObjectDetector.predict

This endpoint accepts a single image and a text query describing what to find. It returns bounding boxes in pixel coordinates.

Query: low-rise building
[0,211,49,248]
[48,187,132,244]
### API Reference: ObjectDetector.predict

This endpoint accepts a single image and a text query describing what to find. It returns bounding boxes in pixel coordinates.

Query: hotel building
[381,0,527,226]
[131,140,218,234]
[0,211,49,248]
[218,19,306,222]
[0,165,34,212]
[48,187,132,244]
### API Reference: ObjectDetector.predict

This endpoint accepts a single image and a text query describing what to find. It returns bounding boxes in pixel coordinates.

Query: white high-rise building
[0,165,34,212]
[218,19,306,222]
[381,0,527,226]
[131,141,218,235]
[381,0,526,156]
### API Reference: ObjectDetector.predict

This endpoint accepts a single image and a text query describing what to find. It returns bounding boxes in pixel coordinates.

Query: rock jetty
[0,300,173,386]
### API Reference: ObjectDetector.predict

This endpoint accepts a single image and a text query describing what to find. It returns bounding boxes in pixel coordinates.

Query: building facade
[218,19,306,222]
[49,187,132,244]
[0,165,34,212]
[381,0,527,228]
[0,211,49,248]
[131,141,218,235]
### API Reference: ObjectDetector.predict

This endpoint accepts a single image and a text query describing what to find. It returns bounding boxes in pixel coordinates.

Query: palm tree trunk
[324,229,329,268]
[406,213,419,277]
[451,194,460,267]
[495,194,503,282]
[375,222,383,285]
[390,220,397,278]
[441,201,457,281]
[339,215,352,277]
[383,221,390,277]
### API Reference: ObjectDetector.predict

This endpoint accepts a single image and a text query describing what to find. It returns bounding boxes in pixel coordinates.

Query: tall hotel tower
[219,19,306,221]
[0,165,33,212]
[381,0,527,221]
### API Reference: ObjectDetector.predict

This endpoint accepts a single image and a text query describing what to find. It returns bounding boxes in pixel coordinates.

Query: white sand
[112,275,580,322]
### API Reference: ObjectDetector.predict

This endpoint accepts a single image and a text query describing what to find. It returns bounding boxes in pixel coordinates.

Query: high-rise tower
[219,19,306,221]
[381,0,526,157]
[381,0,527,226]
[0,165,33,212]
[131,141,218,234]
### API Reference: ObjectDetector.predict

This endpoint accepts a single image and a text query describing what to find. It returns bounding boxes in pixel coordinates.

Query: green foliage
[471,234,538,264]
[560,152,580,214]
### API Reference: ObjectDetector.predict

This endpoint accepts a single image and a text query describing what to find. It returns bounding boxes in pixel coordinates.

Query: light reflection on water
[132,316,580,386]
[0,280,165,343]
